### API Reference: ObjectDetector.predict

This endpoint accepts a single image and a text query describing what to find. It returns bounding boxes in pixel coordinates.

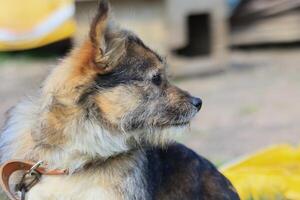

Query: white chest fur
[27,174,120,200]
[26,153,149,200]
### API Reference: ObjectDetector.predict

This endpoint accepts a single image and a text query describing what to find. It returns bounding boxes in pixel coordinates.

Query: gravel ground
[0,49,300,164]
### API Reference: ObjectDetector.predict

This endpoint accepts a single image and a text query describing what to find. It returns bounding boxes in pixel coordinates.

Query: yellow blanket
[222,144,300,200]
[0,0,76,51]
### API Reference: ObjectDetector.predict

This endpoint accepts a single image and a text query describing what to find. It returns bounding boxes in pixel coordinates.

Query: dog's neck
[29,141,142,174]
[28,117,134,172]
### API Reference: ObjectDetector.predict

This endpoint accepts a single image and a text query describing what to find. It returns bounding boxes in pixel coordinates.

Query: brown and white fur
[0,1,239,199]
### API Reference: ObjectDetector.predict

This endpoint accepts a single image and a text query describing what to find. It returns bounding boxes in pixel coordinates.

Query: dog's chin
[159,122,190,136]
[134,123,189,147]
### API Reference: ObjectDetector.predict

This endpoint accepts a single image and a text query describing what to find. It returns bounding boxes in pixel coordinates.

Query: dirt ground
[0,49,300,164]
[179,49,300,164]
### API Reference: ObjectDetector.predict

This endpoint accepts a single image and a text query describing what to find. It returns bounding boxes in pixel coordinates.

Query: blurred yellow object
[0,0,76,51]
[221,144,300,200]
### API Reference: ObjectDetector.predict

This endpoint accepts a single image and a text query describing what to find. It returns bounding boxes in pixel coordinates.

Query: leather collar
[0,160,68,200]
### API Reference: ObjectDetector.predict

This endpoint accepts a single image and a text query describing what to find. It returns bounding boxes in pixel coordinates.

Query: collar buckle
[15,161,44,200]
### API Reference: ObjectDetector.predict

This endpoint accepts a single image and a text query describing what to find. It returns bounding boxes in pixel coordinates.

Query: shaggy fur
[0,1,239,199]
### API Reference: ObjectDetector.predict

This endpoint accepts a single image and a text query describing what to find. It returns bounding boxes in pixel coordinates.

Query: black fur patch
[145,143,240,200]
[95,69,143,89]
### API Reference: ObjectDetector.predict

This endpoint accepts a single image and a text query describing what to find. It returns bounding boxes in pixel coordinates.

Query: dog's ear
[89,0,125,74]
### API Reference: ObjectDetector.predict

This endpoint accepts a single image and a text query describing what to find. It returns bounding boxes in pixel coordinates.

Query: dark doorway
[174,13,211,57]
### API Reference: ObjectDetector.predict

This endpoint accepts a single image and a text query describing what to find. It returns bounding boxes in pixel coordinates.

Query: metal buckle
[28,161,43,176]
[15,161,44,200]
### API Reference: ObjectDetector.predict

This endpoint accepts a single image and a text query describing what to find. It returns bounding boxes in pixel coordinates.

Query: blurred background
[0,0,300,198]
[1,0,300,162]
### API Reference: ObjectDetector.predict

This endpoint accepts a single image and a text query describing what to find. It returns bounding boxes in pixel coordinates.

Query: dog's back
[146,143,239,200]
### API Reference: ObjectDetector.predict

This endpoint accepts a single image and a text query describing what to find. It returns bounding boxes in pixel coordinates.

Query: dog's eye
[152,74,162,86]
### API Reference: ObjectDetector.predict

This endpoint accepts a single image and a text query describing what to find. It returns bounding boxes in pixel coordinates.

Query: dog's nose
[190,97,202,111]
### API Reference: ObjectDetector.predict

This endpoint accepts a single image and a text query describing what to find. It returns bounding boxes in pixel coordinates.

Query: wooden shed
[230,0,300,46]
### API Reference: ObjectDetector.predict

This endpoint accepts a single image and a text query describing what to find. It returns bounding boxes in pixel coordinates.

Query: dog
[0,1,240,199]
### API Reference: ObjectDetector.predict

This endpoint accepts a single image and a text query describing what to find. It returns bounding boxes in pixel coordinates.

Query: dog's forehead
[126,34,164,71]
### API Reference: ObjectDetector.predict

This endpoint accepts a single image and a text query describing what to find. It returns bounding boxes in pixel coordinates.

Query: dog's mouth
[158,121,190,129]
[159,111,197,128]
[170,121,190,127]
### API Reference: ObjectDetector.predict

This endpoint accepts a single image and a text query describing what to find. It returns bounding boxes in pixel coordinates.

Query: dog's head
[43,0,202,153]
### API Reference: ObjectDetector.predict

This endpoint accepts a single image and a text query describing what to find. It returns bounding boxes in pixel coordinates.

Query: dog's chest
[25,162,149,200]
[26,175,119,200]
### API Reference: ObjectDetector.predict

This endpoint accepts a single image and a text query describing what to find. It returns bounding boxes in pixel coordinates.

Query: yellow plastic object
[0,0,76,51]
[221,145,300,200]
